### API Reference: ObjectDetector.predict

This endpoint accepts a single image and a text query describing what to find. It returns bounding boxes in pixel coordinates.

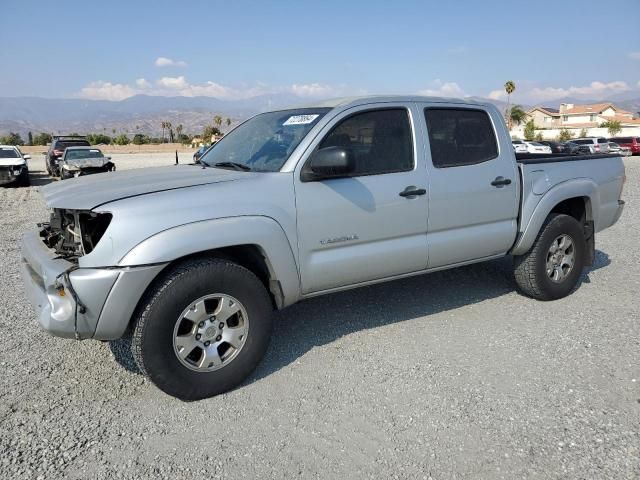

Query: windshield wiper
[212,161,252,172]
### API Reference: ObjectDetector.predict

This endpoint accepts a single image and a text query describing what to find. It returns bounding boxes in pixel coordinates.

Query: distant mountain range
[1,94,638,139]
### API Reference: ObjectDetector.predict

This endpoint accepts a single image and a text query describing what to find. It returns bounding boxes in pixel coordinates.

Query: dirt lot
[1,154,638,479]
[21,143,198,155]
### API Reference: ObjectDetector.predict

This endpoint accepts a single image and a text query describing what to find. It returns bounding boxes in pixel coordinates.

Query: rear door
[420,104,519,268]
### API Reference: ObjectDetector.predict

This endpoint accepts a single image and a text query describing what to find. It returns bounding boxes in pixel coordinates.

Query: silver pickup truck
[21,96,625,400]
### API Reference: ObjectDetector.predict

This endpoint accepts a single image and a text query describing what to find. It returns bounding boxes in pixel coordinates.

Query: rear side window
[318,108,413,176]
[572,139,592,145]
[611,137,632,143]
[425,108,498,168]
[597,138,608,144]
[56,140,90,149]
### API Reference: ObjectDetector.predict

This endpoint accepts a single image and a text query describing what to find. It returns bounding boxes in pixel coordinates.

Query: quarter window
[317,109,413,176]
[424,108,499,168]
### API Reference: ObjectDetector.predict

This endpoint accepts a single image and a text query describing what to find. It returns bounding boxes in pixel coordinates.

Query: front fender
[511,178,598,255]
[118,216,301,306]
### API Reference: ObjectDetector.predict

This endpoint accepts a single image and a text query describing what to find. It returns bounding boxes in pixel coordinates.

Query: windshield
[66,149,104,160]
[200,108,330,171]
[0,147,19,158]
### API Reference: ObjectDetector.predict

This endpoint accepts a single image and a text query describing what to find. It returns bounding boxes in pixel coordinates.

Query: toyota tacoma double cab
[21,96,626,400]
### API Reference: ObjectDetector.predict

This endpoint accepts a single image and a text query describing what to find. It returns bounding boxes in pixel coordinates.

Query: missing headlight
[40,209,111,258]
[79,212,112,254]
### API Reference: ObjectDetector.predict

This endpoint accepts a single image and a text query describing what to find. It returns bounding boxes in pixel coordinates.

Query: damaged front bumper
[20,229,165,340]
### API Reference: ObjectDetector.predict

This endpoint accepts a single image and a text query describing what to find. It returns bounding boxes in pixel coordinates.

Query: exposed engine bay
[39,209,112,259]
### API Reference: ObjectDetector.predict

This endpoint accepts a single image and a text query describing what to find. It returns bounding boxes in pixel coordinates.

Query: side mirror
[23,154,31,160]
[301,146,355,182]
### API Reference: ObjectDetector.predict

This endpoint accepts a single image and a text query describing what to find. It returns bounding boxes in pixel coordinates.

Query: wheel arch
[511,179,598,256]
[118,216,301,309]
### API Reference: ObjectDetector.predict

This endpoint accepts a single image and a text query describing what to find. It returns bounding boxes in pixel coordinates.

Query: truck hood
[41,165,255,210]
[63,157,110,169]
[0,158,26,167]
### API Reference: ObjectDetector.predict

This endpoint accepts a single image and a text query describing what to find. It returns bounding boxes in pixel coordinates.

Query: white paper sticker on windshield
[283,114,319,126]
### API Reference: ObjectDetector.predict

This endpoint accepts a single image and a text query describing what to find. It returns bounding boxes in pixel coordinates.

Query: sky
[2,0,639,105]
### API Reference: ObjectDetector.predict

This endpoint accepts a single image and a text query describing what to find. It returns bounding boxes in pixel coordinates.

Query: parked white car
[525,142,552,154]
[512,140,528,153]
[0,145,30,186]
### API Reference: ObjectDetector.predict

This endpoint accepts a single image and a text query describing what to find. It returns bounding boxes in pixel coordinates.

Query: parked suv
[46,135,91,177]
[609,136,640,155]
[571,137,610,154]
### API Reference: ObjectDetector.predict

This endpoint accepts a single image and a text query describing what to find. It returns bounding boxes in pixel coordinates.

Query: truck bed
[515,153,616,164]
[512,152,625,256]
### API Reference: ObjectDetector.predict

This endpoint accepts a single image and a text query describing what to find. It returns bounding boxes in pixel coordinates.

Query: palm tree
[226,118,232,127]
[176,124,183,141]
[160,122,166,143]
[214,115,223,129]
[509,105,528,127]
[166,122,173,143]
[504,81,516,129]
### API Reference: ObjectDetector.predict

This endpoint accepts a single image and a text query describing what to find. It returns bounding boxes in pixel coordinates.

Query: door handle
[491,176,512,187]
[399,186,427,197]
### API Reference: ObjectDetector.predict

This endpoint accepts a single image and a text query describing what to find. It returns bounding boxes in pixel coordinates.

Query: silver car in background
[59,147,116,179]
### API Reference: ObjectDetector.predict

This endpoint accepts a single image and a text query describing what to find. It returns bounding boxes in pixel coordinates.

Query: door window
[425,108,499,168]
[317,109,413,176]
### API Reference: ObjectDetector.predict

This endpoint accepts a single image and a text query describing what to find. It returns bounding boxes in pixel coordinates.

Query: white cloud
[488,89,507,100]
[77,77,357,101]
[154,56,188,67]
[156,76,188,89]
[78,81,137,101]
[290,83,335,97]
[628,52,640,60]
[135,78,151,89]
[418,80,466,97]
[527,81,630,102]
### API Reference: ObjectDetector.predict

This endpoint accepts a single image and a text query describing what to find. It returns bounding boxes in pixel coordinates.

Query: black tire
[514,213,586,301]
[17,168,30,186]
[131,257,273,400]
[60,170,72,180]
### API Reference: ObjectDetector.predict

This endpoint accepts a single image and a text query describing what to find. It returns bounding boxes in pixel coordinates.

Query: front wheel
[131,257,273,400]
[514,213,586,300]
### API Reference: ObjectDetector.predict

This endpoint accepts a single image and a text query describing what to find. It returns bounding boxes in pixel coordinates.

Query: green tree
[202,125,222,141]
[579,128,588,138]
[214,115,223,129]
[27,131,33,146]
[0,132,24,145]
[32,132,52,146]
[534,132,544,141]
[87,133,112,145]
[226,117,232,127]
[509,105,528,127]
[176,124,183,138]
[114,133,130,145]
[504,81,516,128]
[132,133,146,145]
[600,120,622,137]
[523,120,536,141]
[557,128,574,142]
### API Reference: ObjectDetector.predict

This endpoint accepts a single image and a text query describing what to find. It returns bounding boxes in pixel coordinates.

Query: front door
[294,105,429,294]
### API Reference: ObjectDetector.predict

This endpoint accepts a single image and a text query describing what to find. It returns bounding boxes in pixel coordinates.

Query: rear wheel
[131,257,273,400]
[514,213,586,300]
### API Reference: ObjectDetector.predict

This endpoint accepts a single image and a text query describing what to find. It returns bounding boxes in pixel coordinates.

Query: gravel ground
[1,154,638,479]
